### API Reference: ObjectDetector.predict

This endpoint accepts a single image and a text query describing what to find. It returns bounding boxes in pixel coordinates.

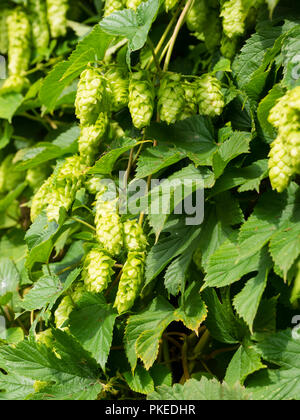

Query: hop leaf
[46,0,68,38]
[158,73,185,125]
[0,154,24,194]
[7,8,31,76]
[82,249,115,293]
[128,71,155,129]
[123,219,148,252]
[197,74,224,117]
[75,67,109,126]
[114,252,145,313]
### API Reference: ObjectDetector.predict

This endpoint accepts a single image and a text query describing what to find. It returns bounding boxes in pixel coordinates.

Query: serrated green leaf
[0,93,23,122]
[148,377,252,400]
[123,365,154,394]
[225,339,265,386]
[125,297,175,371]
[69,293,117,371]
[233,255,272,331]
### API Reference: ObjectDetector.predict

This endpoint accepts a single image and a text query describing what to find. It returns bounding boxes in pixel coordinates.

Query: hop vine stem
[163,0,195,71]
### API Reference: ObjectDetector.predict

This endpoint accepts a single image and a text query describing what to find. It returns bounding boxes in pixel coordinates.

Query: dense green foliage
[0,0,300,401]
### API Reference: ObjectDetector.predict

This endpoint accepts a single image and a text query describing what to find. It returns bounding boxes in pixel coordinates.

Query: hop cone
[220,0,245,39]
[54,296,73,329]
[46,0,68,38]
[267,87,300,192]
[124,220,147,252]
[104,0,125,17]
[55,284,85,328]
[186,0,207,32]
[114,252,145,314]
[95,188,124,256]
[78,112,109,165]
[26,166,49,191]
[75,67,109,126]
[83,249,115,293]
[268,135,294,193]
[128,71,155,129]
[0,155,24,194]
[158,73,185,125]
[7,8,31,76]
[221,35,238,60]
[126,0,143,10]
[1,75,29,94]
[86,176,107,195]
[0,10,9,55]
[165,0,179,12]
[106,66,129,111]
[30,174,55,221]
[180,81,198,120]
[107,121,125,142]
[197,74,224,117]
[28,0,49,54]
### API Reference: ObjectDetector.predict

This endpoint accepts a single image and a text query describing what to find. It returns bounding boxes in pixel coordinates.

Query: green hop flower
[28,0,49,54]
[55,283,85,328]
[186,0,207,32]
[0,154,24,194]
[267,87,300,192]
[0,9,9,55]
[95,187,124,256]
[158,73,185,125]
[180,81,198,121]
[123,220,148,252]
[126,0,144,10]
[7,8,31,76]
[104,0,125,17]
[26,166,49,191]
[85,175,107,195]
[114,252,145,314]
[165,0,179,12]
[31,156,86,222]
[82,249,115,293]
[268,135,294,193]
[128,71,155,129]
[33,381,49,393]
[220,0,245,39]
[30,173,55,221]
[0,75,30,94]
[106,66,129,112]
[55,295,73,329]
[46,0,68,38]
[78,112,109,165]
[220,35,238,60]
[197,74,224,117]
[75,67,109,126]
